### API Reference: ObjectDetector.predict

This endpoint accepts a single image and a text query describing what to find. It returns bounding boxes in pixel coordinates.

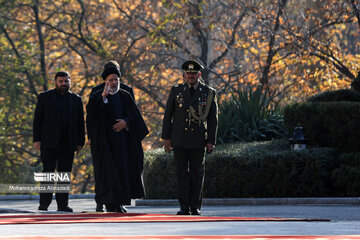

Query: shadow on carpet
[0,235,359,240]
[0,212,330,224]
[0,208,32,214]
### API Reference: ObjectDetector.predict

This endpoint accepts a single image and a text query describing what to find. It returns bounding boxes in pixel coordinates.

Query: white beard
[108,83,120,95]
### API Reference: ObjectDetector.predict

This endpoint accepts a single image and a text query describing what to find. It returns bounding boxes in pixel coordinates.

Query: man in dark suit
[86,61,134,212]
[33,71,85,212]
[162,60,218,215]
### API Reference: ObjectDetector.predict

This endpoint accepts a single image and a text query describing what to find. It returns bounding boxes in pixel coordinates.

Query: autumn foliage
[0,0,359,192]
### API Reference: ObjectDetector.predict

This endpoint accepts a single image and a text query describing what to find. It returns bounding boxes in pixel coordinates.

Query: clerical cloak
[87,88,149,205]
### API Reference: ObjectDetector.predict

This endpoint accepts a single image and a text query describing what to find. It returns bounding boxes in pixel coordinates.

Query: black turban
[102,66,121,80]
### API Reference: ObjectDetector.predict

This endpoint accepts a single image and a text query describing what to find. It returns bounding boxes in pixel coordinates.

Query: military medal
[200,93,207,106]
[176,93,184,108]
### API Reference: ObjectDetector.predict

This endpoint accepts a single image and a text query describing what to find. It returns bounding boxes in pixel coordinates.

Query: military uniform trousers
[39,143,74,208]
[173,147,205,211]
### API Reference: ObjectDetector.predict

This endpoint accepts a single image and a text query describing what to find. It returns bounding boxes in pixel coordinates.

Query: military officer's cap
[182,60,204,72]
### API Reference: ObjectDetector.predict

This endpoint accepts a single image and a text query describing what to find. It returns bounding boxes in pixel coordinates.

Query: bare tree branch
[1,26,38,96]
[66,38,91,96]
[309,51,355,80]
[76,0,106,55]
[33,0,48,91]
[209,12,246,69]
[126,75,165,109]
[350,0,360,28]
[259,0,288,88]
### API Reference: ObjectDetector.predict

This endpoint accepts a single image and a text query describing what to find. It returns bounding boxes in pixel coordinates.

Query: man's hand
[206,143,215,154]
[34,141,41,151]
[102,81,110,99]
[113,119,127,132]
[163,139,172,153]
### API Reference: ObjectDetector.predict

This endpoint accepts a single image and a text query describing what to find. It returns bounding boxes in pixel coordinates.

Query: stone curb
[135,197,360,206]
[0,194,95,201]
[1,195,359,205]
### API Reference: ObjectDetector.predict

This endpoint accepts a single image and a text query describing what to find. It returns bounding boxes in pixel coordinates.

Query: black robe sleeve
[120,90,149,197]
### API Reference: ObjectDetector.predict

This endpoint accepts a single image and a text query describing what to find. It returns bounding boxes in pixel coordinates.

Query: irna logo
[34,172,71,182]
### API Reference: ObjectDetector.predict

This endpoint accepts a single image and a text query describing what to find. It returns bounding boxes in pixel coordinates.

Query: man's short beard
[108,83,120,95]
[56,86,69,95]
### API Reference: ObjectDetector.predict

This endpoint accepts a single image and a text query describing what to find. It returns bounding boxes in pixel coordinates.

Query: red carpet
[0,235,359,239]
[0,212,329,225]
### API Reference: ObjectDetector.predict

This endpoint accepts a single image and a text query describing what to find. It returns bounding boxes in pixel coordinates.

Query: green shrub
[205,141,337,198]
[217,86,287,144]
[143,140,340,198]
[332,153,360,196]
[307,89,360,102]
[284,102,360,152]
[143,149,177,199]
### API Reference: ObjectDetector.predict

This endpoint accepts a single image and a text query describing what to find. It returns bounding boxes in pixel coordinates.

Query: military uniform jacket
[162,81,218,149]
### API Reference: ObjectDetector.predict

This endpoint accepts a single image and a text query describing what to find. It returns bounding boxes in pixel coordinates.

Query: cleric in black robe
[86,60,135,212]
[87,66,148,212]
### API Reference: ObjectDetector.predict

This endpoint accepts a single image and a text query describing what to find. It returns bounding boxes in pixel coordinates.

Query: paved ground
[0,198,360,237]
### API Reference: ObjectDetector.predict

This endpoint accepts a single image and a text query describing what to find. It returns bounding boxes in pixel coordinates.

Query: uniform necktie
[189,87,195,97]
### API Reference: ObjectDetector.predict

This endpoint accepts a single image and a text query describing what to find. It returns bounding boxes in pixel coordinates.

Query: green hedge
[143,140,344,198]
[143,149,178,199]
[332,152,360,196]
[284,102,360,152]
[307,89,360,102]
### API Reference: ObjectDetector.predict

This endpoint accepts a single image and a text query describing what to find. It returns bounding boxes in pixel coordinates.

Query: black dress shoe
[38,205,48,211]
[96,203,104,212]
[57,206,73,212]
[120,205,128,213]
[191,208,201,215]
[177,209,190,215]
[115,205,124,213]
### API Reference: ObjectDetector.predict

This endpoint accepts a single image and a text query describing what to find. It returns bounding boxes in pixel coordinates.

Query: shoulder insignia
[173,83,185,88]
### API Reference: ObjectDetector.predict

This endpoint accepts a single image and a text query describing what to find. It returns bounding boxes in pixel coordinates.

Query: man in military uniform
[162,60,218,215]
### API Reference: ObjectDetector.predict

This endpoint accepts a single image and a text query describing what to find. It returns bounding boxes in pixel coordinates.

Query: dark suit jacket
[162,81,218,149]
[33,89,85,151]
[86,82,134,141]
